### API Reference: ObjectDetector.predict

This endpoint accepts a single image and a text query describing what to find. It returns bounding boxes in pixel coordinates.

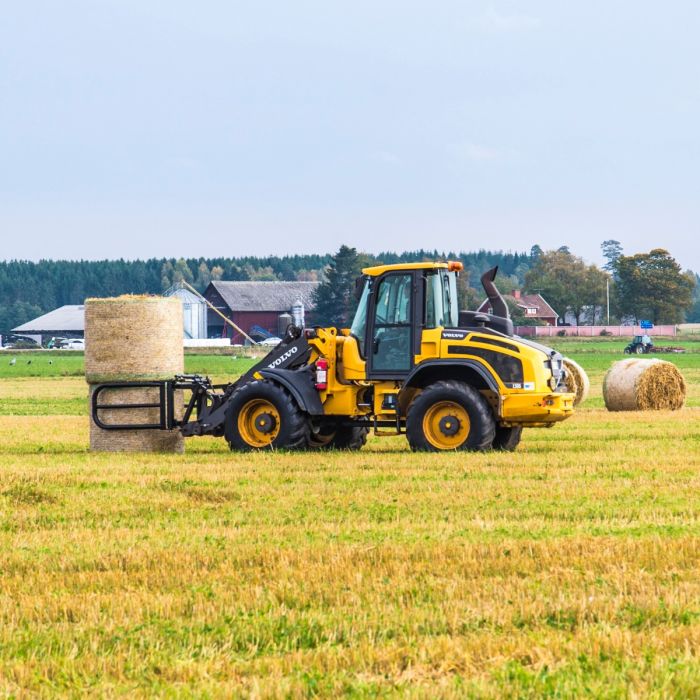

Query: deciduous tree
[525,249,609,325]
[614,249,695,324]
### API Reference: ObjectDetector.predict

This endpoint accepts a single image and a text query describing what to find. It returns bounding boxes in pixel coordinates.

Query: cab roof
[361,261,458,277]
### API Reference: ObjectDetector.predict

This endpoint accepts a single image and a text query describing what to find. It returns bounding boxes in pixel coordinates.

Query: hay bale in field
[563,358,590,406]
[603,358,686,412]
[85,295,183,383]
[85,295,184,452]
[88,385,185,453]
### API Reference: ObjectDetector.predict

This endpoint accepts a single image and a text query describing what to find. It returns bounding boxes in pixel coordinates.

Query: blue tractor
[623,335,653,354]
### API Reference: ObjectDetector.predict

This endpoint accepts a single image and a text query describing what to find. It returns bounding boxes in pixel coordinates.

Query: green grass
[0,352,256,379]
[1,341,699,696]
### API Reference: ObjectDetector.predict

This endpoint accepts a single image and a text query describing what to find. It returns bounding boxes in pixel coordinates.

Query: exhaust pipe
[481,266,509,320]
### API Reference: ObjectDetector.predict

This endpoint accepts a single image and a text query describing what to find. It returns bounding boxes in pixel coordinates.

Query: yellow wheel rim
[422,401,470,450]
[237,399,281,448]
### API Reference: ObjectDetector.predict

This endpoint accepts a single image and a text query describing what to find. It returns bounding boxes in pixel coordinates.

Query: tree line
[312,243,698,328]
[1,244,697,338]
[0,249,536,337]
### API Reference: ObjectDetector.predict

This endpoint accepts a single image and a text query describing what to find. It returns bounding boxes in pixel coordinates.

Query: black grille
[448,346,524,385]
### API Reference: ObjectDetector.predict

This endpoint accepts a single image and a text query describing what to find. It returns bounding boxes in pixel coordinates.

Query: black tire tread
[332,426,369,450]
[307,424,369,450]
[492,425,523,451]
[405,379,496,452]
[225,380,309,451]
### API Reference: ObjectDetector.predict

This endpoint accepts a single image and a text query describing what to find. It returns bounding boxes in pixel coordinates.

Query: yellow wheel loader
[92,263,574,452]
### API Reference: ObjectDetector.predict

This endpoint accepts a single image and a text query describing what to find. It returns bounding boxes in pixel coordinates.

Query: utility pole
[606,279,610,325]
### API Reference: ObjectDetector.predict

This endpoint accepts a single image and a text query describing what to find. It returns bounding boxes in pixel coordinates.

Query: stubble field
[1,340,699,697]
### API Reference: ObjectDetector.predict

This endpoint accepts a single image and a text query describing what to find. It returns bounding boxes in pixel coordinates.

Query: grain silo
[164,285,207,339]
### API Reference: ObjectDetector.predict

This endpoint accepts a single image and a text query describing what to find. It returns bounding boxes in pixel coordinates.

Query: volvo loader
[92,263,574,451]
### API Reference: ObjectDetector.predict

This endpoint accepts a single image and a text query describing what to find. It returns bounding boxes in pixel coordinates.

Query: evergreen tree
[160,261,174,291]
[312,245,364,326]
[172,258,194,285]
[195,262,212,291]
[601,240,623,273]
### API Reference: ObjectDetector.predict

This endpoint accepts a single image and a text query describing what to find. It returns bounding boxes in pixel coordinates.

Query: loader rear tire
[332,425,369,450]
[224,381,309,451]
[307,423,369,450]
[492,425,522,451]
[406,380,495,452]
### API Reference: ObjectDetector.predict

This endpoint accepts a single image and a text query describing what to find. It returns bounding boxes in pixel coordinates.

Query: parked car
[59,338,85,350]
[1,335,39,349]
[258,336,282,347]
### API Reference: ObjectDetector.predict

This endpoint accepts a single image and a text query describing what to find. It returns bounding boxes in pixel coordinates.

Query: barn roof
[206,281,320,312]
[12,305,85,333]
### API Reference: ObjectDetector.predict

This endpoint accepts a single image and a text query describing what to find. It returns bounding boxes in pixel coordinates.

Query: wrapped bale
[86,295,184,453]
[603,358,686,412]
[563,358,590,406]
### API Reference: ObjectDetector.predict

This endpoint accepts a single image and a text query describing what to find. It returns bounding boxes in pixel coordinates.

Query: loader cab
[349,263,460,379]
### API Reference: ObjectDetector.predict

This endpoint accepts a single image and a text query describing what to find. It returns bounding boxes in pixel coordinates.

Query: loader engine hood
[515,336,567,391]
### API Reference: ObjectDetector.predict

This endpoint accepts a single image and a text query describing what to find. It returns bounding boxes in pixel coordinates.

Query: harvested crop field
[1,343,700,697]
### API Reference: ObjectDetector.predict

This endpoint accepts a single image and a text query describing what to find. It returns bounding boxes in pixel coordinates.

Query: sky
[1,1,699,268]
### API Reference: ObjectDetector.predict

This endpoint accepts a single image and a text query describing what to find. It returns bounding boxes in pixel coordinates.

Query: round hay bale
[603,358,686,411]
[85,295,183,383]
[563,358,590,406]
[89,385,184,453]
[86,295,184,453]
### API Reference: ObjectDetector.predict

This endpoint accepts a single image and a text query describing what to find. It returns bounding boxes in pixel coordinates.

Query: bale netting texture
[85,295,184,383]
[603,358,686,412]
[89,385,185,453]
[563,358,590,406]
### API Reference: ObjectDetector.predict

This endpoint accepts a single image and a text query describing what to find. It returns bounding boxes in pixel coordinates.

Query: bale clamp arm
[91,375,225,432]
[90,325,313,436]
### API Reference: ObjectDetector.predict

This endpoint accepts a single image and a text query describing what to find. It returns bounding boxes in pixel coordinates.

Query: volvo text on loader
[92,263,575,452]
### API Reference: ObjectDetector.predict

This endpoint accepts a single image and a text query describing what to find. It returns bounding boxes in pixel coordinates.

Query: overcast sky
[1,1,699,268]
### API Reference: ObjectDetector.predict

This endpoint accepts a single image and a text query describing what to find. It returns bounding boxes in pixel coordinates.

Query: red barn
[203,281,320,344]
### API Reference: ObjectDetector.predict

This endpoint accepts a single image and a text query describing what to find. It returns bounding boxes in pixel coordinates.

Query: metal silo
[164,286,207,339]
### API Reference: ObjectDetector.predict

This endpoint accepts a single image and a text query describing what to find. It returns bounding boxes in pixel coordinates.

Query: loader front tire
[406,380,495,452]
[225,381,309,451]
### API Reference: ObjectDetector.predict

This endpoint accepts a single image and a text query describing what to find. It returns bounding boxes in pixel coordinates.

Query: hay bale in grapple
[85,295,184,383]
[563,358,590,406]
[603,358,686,412]
[85,295,184,453]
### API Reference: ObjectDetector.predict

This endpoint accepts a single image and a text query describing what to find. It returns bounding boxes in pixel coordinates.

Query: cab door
[367,272,416,379]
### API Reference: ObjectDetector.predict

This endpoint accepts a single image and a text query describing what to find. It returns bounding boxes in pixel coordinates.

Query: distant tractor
[624,335,653,355]
[92,263,575,452]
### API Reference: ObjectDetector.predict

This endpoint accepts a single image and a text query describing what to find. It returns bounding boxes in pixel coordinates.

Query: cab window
[425,271,458,328]
[372,273,413,373]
